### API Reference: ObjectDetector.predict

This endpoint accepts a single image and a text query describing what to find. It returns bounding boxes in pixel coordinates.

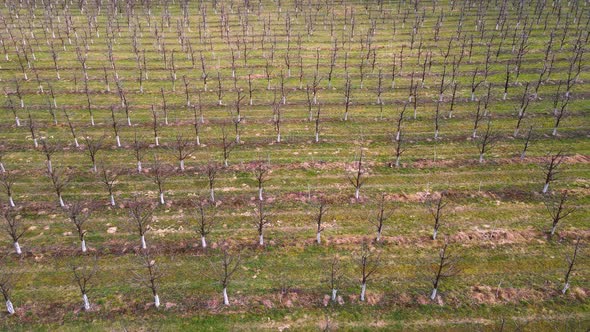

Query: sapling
[357,241,379,302]
[0,259,16,314]
[253,159,269,201]
[195,198,217,249]
[1,208,25,255]
[428,192,448,240]
[544,191,575,238]
[252,200,271,246]
[0,171,16,207]
[65,201,92,253]
[133,249,162,308]
[370,193,393,242]
[312,198,328,244]
[206,162,219,203]
[542,151,565,194]
[430,241,460,300]
[127,197,155,250]
[98,163,119,206]
[69,255,98,311]
[213,244,242,306]
[347,148,367,201]
[561,237,581,294]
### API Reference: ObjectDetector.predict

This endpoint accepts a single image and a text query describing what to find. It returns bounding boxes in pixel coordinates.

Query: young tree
[48,167,71,208]
[357,241,379,302]
[430,241,460,300]
[205,161,219,203]
[326,255,342,302]
[133,132,146,173]
[65,201,92,253]
[40,139,58,174]
[0,259,16,314]
[477,119,498,163]
[561,237,581,294]
[252,200,271,246]
[1,208,24,255]
[347,149,367,200]
[542,151,565,194]
[253,159,270,201]
[0,171,16,207]
[134,249,162,308]
[428,192,448,240]
[544,191,575,238]
[195,197,217,249]
[127,197,155,250]
[520,126,534,160]
[98,163,119,206]
[172,133,194,171]
[370,193,393,242]
[69,256,98,311]
[312,198,329,245]
[150,155,171,205]
[213,244,242,306]
[220,124,235,167]
[83,135,104,173]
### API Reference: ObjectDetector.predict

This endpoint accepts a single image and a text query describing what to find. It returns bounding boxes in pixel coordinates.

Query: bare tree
[253,159,270,201]
[213,244,242,306]
[370,193,393,242]
[477,119,498,163]
[347,149,367,200]
[69,255,98,311]
[150,155,172,205]
[65,201,92,253]
[253,200,271,246]
[430,241,460,300]
[428,192,448,240]
[1,208,24,255]
[221,124,235,167]
[133,132,146,173]
[542,151,565,194]
[40,139,58,174]
[358,241,379,302]
[312,198,329,245]
[83,135,104,173]
[0,171,16,207]
[206,161,219,203]
[173,133,194,171]
[133,249,162,308]
[326,255,342,302]
[561,237,581,294]
[544,191,575,238]
[127,197,155,250]
[195,198,217,249]
[48,167,71,208]
[520,126,534,160]
[0,258,16,314]
[98,163,119,206]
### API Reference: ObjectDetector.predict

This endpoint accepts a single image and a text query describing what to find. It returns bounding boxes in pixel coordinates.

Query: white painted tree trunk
[141,235,147,249]
[201,236,207,248]
[74,138,79,148]
[430,288,438,300]
[432,229,438,240]
[159,192,165,205]
[331,289,337,301]
[552,127,558,136]
[360,282,366,301]
[355,188,360,200]
[59,195,65,208]
[110,194,115,206]
[82,293,90,311]
[137,161,142,173]
[479,153,484,163]
[259,234,264,246]
[503,92,507,100]
[90,116,95,126]
[542,183,549,194]
[9,196,15,208]
[92,163,97,173]
[0,163,4,172]
[47,160,53,173]
[13,241,21,255]
[34,138,38,148]
[316,232,321,244]
[15,117,20,127]
[276,133,281,143]
[550,224,557,236]
[81,239,87,252]
[562,282,569,294]
[5,300,14,315]
[210,189,215,202]
[395,156,400,168]
[180,160,185,171]
[223,287,229,305]
[116,135,121,147]
[258,188,263,201]
[154,294,160,308]
[224,159,229,167]
[376,230,382,242]
[315,132,319,143]
[126,116,131,126]
[396,131,400,141]
[155,137,160,146]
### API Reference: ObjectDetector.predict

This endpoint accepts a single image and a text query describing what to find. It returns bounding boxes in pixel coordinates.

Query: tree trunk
[82,293,90,311]
[259,234,264,246]
[159,192,165,205]
[552,127,558,136]
[0,162,4,172]
[479,153,484,163]
[15,117,21,127]
[137,161,142,173]
[258,188,263,201]
[376,230,382,242]
[13,241,21,255]
[316,232,321,244]
[542,182,549,194]
[331,289,337,301]
[5,300,14,315]
[92,163,97,173]
[210,188,215,202]
[74,138,79,148]
[201,235,207,248]
[9,196,15,207]
[432,229,438,240]
[154,294,160,308]
[550,224,557,236]
[360,282,367,301]
[355,188,360,200]
[47,160,53,173]
[430,287,438,300]
[562,282,569,294]
[315,132,319,143]
[59,195,65,208]
[81,239,87,252]
[141,235,147,249]
[180,160,185,171]
[155,137,160,146]
[116,135,121,147]
[110,194,115,206]
[223,287,229,305]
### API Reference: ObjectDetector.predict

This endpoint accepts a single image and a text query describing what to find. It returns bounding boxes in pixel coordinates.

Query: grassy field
[0,0,589,330]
